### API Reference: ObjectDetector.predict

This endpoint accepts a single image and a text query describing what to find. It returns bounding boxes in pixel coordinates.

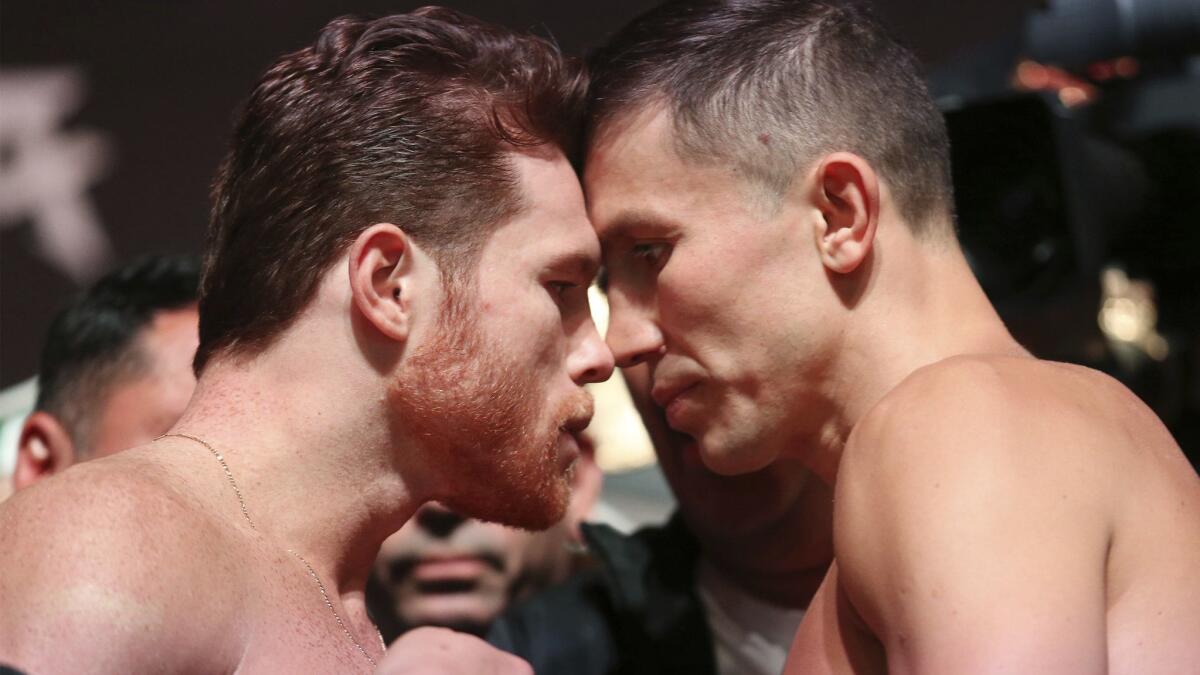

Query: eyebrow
[597,209,677,244]
[547,249,601,282]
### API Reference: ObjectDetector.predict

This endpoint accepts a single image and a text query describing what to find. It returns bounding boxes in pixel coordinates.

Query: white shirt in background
[696,560,807,675]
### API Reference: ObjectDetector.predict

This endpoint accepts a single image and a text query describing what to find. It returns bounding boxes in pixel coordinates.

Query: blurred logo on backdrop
[0,68,113,283]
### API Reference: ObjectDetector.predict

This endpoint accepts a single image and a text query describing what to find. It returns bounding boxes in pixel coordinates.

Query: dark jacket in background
[487,514,717,675]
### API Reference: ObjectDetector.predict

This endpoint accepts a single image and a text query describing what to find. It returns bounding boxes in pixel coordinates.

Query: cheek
[657,256,746,362]
[659,243,730,317]
[488,286,566,357]
[498,530,535,564]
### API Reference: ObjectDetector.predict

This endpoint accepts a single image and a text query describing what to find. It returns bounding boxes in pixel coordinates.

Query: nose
[415,502,466,538]
[605,291,664,369]
[569,316,615,385]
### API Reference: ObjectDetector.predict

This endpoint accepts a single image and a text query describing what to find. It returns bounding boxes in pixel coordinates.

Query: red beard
[390,289,591,530]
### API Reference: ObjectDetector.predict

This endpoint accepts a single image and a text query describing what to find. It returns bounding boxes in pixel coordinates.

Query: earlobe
[13,412,76,491]
[348,223,414,343]
[810,152,879,275]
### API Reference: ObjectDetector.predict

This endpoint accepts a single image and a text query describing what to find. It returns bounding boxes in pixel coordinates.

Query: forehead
[480,148,600,275]
[583,107,753,244]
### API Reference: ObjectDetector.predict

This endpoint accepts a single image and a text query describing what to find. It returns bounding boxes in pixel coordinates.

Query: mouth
[556,429,583,472]
[394,552,503,589]
[651,380,699,411]
[559,406,592,451]
[561,411,592,435]
[555,395,594,471]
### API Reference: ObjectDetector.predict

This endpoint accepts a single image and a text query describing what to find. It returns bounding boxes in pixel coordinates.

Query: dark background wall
[0,0,1039,386]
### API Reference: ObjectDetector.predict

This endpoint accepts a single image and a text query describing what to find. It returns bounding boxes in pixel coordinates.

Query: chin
[403,600,501,637]
[445,472,569,532]
[499,479,570,531]
[700,435,779,477]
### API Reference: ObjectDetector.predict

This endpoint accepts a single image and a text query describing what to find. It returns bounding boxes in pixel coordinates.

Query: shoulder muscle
[0,460,240,671]
[835,357,1111,673]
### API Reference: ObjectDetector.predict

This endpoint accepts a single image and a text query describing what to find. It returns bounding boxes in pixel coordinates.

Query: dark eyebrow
[597,209,677,245]
[547,249,601,282]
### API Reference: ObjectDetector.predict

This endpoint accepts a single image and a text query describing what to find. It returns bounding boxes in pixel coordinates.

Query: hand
[374,626,533,675]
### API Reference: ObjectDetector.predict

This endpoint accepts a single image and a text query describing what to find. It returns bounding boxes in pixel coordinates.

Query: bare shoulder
[0,449,244,671]
[836,354,1188,545]
[845,354,1175,477]
[836,354,1122,547]
[834,356,1200,669]
[830,356,1148,669]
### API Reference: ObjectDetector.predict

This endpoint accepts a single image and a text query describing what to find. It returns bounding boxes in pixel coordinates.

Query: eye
[631,242,671,270]
[547,281,579,303]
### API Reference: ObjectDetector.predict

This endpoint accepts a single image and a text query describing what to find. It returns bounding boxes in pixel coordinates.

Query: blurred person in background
[368,433,602,641]
[11,253,199,490]
[489,360,833,675]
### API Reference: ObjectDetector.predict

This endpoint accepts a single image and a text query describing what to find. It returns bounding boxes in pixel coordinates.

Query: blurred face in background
[86,306,199,458]
[370,434,601,637]
[13,305,200,491]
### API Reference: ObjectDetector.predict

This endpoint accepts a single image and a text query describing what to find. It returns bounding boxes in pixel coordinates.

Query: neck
[798,235,1028,485]
[168,350,421,595]
[704,556,827,611]
[703,537,830,610]
[700,469,834,609]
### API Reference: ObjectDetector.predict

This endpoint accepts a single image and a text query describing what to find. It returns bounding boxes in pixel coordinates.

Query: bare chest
[229,560,386,673]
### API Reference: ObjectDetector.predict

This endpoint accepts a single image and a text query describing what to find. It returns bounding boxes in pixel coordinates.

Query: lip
[651,379,699,410]
[561,413,591,434]
[409,555,493,583]
[556,429,582,471]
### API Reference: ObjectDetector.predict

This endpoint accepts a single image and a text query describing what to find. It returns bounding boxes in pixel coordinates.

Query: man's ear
[13,412,76,491]
[809,152,880,275]
[348,223,417,343]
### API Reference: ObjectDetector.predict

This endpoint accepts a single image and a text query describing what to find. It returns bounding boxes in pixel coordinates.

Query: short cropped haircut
[36,254,201,456]
[195,7,588,372]
[588,0,955,234]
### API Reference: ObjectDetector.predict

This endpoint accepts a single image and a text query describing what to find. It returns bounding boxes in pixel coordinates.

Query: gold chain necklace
[159,433,386,666]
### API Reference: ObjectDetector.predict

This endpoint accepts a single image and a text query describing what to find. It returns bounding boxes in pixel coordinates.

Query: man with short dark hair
[585,0,1200,672]
[0,8,612,673]
[12,254,200,489]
